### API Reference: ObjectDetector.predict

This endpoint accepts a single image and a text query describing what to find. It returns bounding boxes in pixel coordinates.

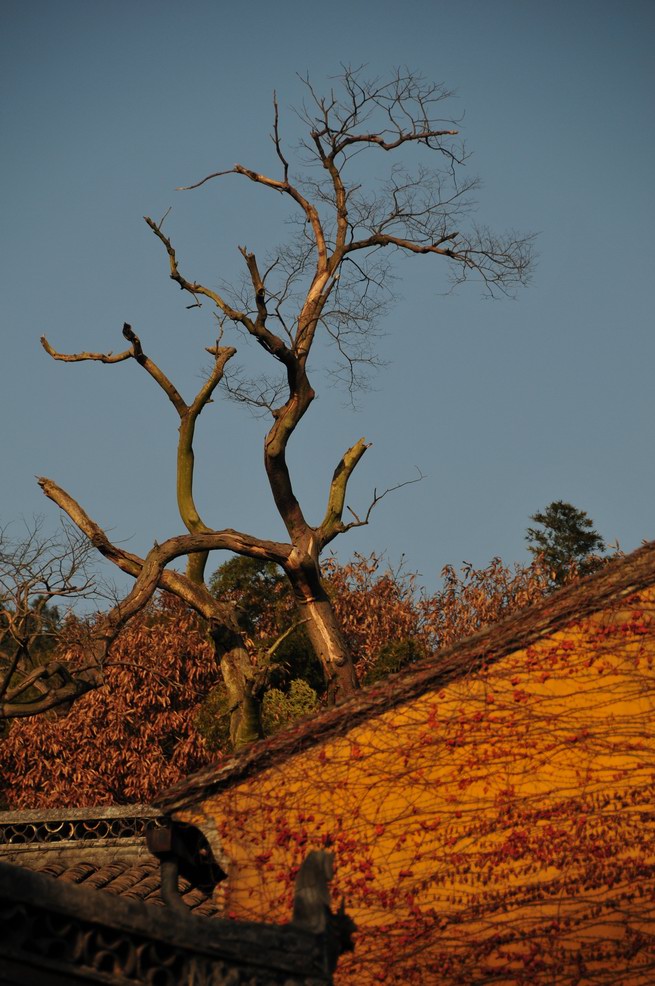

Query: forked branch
[319,438,371,547]
[144,215,251,324]
[343,468,425,534]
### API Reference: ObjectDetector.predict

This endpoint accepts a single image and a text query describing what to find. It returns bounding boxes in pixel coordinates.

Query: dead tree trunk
[283,546,357,704]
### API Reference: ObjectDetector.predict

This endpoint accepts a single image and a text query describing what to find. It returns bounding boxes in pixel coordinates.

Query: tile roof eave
[0,804,159,825]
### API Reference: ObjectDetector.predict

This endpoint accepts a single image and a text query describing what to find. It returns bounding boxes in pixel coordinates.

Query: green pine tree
[526,501,606,587]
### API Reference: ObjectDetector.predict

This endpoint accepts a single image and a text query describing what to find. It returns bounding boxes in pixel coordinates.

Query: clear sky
[2,0,654,595]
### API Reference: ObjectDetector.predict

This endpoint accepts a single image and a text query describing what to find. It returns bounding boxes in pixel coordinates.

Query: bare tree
[35,68,534,745]
[0,519,99,718]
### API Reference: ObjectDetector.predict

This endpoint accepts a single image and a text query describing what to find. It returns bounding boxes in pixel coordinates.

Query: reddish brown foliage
[0,555,554,808]
[424,556,553,650]
[0,595,221,808]
[324,555,434,680]
[326,553,553,678]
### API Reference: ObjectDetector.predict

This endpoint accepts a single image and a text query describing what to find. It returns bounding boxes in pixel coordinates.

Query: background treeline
[0,500,608,807]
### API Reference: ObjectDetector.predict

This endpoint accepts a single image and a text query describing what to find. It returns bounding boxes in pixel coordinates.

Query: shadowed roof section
[0,804,221,916]
[158,540,655,812]
[0,858,346,985]
[9,854,219,915]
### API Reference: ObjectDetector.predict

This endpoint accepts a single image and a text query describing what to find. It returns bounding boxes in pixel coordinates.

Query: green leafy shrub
[261,679,319,736]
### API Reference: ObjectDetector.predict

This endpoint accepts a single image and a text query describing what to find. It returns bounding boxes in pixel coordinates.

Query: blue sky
[2,0,654,595]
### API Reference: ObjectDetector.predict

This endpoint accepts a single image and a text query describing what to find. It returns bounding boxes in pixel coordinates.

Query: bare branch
[176,167,239,191]
[0,644,27,703]
[319,438,371,547]
[265,619,308,661]
[1,662,97,718]
[343,467,425,533]
[36,477,220,618]
[0,518,102,717]
[222,366,287,416]
[121,323,189,415]
[271,91,290,184]
[41,336,132,364]
[38,478,292,571]
[144,215,251,323]
[332,127,459,154]
[176,159,329,280]
[42,324,190,417]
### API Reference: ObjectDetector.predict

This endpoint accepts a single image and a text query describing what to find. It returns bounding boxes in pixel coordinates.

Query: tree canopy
[0,550,557,808]
[526,501,606,586]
